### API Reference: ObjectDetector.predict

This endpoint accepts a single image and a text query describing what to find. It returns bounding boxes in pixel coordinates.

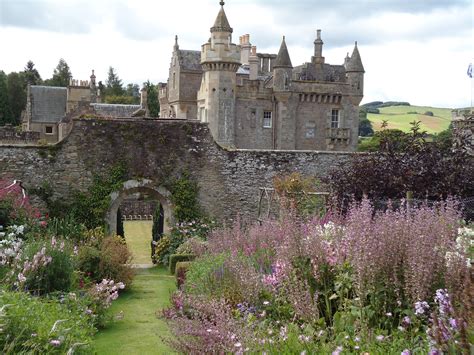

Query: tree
[7,72,27,125]
[126,83,140,103]
[359,118,374,137]
[116,207,124,237]
[0,71,14,125]
[23,60,42,85]
[145,81,160,117]
[45,58,72,87]
[105,67,124,96]
[327,121,474,209]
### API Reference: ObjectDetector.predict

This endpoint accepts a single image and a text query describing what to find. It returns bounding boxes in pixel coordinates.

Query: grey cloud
[0,0,100,33]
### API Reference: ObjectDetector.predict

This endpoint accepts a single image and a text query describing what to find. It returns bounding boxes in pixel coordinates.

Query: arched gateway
[106,179,174,236]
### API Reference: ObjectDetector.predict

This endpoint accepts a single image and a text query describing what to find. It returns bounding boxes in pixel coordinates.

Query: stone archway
[106,179,174,236]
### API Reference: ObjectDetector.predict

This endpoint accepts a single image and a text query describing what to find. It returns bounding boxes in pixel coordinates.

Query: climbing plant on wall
[70,163,127,229]
[168,172,201,223]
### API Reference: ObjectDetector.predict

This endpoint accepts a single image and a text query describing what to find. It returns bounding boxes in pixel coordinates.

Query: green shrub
[169,254,196,275]
[175,261,192,289]
[185,253,262,305]
[20,238,75,295]
[0,290,95,354]
[77,245,101,281]
[98,236,134,286]
[152,235,170,264]
[45,215,87,243]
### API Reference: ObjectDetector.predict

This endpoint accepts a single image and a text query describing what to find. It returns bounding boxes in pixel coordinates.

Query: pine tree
[116,207,125,237]
[105,67,124,96]
[0,71,14,125]
[145,81,160,117]
[23,60,42,85]
[152,204,164,241]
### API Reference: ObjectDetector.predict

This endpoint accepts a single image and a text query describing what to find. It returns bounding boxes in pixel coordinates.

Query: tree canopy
[44,58,72,87]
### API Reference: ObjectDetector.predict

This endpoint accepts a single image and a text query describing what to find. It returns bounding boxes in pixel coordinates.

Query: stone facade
[0,118,353,224]
[159,2,364,151]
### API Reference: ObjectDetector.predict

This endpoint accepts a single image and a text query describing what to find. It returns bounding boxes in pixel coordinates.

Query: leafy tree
[7,72,27,125]
[126,83,140,104]
[145,81,160,117]
[359,118,374,137]
[327,121,474,209]
[23,60,42,85]
[0,71,14,125]
[104,95,137,105]
[45,58,72,87]
[105,67,124,96]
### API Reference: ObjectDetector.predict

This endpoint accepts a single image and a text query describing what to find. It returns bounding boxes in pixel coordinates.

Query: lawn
[93,267,176,354]
[367,105,453,133]
[124,220,153,265]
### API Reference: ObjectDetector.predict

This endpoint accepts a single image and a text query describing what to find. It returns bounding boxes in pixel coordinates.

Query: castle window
[263,111,272,128]
[45,126,53,135]
[331,109,340,128]
[173,73,176,89]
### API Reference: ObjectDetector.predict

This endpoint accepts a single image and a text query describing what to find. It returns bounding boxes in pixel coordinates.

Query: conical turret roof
[211,1,233,33]
[273,36,293,68]
[346,42,364,72]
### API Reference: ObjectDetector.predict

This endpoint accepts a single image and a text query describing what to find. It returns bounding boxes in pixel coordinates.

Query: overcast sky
[0,0,472,108]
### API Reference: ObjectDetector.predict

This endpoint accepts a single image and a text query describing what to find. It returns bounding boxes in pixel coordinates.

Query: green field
[367,105,453,134]
[124,220,153,265]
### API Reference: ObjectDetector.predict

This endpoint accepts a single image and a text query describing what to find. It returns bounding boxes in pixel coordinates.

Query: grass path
[92,267,176,354]
[124,220,153,265]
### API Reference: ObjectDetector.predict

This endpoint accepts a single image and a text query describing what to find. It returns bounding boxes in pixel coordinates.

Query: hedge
[169,254,195,275]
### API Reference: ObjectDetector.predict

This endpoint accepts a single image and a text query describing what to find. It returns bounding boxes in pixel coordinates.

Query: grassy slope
[93,267,176,355]
[367,105,453,133]
[125,220,153,265]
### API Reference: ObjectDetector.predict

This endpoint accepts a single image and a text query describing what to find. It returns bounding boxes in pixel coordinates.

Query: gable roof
[30,86,67,123]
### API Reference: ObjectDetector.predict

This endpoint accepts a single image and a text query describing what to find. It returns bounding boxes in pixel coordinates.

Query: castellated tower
[197,1,241,146]
[345,42,365,105]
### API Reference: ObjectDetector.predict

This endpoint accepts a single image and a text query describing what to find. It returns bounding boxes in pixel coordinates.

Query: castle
[17,1,364,151]
[158,1,365,151]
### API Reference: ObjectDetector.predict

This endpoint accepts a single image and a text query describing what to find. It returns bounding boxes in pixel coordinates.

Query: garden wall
[0,119,352,222]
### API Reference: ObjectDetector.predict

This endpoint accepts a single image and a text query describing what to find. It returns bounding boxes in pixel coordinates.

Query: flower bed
[163,199,473,354]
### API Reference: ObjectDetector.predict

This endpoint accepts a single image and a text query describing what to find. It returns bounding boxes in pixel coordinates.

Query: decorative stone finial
[220,1,225,6]
[355,41,358,47]
[317,29,321,39]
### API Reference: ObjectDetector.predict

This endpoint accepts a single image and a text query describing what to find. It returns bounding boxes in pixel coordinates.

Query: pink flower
[50,339,61,347]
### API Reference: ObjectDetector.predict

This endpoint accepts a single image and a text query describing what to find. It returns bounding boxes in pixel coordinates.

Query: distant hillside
[362,102,453,134]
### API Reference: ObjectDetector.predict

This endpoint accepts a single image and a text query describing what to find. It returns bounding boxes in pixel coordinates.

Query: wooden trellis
[257,187,330,222]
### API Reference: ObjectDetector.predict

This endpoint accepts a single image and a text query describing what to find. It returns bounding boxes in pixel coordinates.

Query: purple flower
[50,339,61,347]
[401,350,411,355]
[376,335,385,341]
[414,301,430,315]
[402,316,411,326]
[332,346,343,355]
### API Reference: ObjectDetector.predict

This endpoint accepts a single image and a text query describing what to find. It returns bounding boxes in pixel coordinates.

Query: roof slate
[30,86,67,123]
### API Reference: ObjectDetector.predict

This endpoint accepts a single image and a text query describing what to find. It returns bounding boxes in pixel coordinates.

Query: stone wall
[0,118,353,222]
[0,126,41,145]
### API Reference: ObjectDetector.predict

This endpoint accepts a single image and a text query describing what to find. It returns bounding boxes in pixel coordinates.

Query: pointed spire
[346,41,364,72]
[173,35,179,51]
[211,1,233,33]
[273,36,293,68]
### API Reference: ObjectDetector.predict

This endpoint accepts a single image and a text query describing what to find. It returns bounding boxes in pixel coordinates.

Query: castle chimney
[313,29,325,64]
[249,45,259,80]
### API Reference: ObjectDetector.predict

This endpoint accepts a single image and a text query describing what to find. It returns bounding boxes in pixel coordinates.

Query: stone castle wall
[0,118,353,222]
